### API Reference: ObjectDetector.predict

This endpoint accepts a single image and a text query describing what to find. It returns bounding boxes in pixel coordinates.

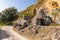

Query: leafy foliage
[0,7,18,25]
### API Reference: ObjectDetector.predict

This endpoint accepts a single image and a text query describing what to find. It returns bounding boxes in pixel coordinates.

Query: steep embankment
[14,0,60,40]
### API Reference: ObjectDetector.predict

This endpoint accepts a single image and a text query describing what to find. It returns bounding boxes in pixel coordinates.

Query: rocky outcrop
[49,8,60,24]
[32,6,52,26]
[14,15,31,30]
[14,6,53,31]
[13,0,60,40]
[14,19,30,30]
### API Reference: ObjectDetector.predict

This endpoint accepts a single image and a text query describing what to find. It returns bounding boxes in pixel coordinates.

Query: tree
[1,7,18,24]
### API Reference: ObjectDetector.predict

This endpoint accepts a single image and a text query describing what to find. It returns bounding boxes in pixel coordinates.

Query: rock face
[53,8,60,24]
[14,0,60,32]
[40,16,52,26]
[36,16,52,26]
[24,15,32,20]
[32,6,52,26]
[14,19,30,30]
[13,0,60,40]
[14,15,32,30]
[14,6,53,31]
[45,0,60,24]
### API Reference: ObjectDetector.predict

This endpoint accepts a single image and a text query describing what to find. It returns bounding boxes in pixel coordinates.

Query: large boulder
[40,16,52,26]
[14,19,31,30]
[14,23,24,30]
[36,16,52,26]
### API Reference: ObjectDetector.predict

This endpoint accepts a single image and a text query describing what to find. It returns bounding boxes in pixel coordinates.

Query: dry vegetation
[13,26,60,40]
[13,0,60,40]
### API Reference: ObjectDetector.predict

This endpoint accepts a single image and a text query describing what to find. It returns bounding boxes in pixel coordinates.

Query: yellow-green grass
[49,23,60,26]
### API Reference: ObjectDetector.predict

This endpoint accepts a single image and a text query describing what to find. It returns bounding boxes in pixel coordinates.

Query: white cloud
[0,0,14,12]
[0,0,6,12]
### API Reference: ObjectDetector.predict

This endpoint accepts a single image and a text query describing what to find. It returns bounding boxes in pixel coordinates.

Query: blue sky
[0,0,37,12]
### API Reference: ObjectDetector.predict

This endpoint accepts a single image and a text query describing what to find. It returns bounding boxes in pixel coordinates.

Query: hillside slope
[14,0,60,40]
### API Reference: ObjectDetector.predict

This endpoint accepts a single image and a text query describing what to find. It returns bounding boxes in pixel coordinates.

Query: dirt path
[0,26,28,40]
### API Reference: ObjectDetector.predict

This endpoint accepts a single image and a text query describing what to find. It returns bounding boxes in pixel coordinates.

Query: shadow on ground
[0,29,10,40]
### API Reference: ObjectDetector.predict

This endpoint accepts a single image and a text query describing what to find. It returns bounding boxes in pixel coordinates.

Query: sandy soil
[0,26,28,40]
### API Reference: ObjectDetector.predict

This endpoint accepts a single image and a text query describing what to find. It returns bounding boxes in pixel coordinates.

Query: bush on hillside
[0,7,18,25]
